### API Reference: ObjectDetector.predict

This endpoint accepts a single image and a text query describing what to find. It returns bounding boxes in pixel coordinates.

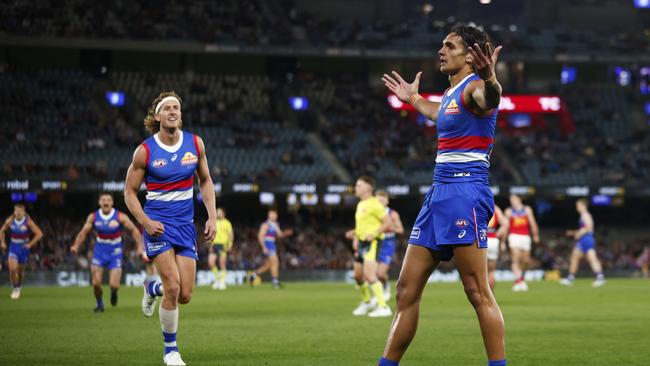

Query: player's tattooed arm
[382,71,441,121]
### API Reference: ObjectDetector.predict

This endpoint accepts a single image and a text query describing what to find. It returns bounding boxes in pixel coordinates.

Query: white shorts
[508,233,532,251]
[487,237,499,261]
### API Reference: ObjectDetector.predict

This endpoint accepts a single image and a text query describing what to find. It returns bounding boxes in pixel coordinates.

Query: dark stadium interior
[1,0,650,275]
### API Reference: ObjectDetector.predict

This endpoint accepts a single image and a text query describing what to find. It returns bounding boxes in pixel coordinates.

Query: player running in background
[375,190,404,302]
[249,208,292,289]
[486,205,508,290]
[350,176,392,317]
[0,203,43,299]
[560,199,605,287]
[124,92,217,366]
[380,24,506,365]
[209,207,234,290]
[70,192,143,312]
[504,194,539,292]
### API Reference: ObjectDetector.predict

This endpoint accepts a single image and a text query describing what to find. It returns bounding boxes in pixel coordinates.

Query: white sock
[159,304,179,333]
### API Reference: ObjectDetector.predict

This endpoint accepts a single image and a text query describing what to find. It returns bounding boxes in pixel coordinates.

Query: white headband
[155,96,180,114]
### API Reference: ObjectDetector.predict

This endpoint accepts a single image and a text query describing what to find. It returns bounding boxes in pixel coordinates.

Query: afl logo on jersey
[455,219,469,228]
[152,159,168,168]
[181,152,198,166]
[444,99,460,115]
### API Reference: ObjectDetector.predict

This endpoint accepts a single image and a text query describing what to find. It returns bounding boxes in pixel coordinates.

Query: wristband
[409,94,423,105]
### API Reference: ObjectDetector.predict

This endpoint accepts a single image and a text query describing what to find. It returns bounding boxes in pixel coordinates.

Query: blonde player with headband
[125,92,217,366]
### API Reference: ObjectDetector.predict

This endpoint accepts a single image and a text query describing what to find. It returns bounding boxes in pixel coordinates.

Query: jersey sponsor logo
[453,172,471,177]
[458,230,467,239]
[152,159,168,168]
[455,219,469,228]
[94,221,102,227]
[480,229,488,242]
[512,217,527,226]
[444,98,460,115]
[410,227,421,239]
[108,219,120,228]
[181,152,198,166]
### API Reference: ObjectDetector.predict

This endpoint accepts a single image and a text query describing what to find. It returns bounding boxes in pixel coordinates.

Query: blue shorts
[379,237,396,264]
[92,243,123,270]
[576,234,595,253]
[409,182,494,261]
[144,223,198,260]
[8,243,29,264]
[264,240,277,256]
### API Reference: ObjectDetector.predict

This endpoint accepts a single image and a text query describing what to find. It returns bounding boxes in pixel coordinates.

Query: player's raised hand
[382,71,422,103]
[204,218,216,242]
[70,245,79,254]
[468,42,502,81]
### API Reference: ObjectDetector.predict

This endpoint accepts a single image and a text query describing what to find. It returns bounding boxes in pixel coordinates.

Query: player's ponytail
[143,91,183,135]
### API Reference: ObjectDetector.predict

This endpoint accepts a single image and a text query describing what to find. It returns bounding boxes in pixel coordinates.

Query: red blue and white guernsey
[94,209,122,245]
[8,216,31,264]
[263,220,280,255]
[9,217,30,245]
[92,208,123,269]
[141,131,200,260]
[434,73,497,184]
[409,73,497,261]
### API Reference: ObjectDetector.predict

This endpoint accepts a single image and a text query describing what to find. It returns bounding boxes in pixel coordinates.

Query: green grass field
[1,279,649,365]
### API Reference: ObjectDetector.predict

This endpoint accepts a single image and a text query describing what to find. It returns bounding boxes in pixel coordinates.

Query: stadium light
[634,0,650,8]
[289,97,308,111]
[561,66,577,85]
[105,91,125,106]
[614,67,631,86]
[480,0,492,4]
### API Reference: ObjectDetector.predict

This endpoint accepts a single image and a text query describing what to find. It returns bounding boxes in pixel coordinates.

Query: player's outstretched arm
[119,212,145,258]
[467,42,503,112]
[382,71,440,121]
[26,217,43,249]
[124,145,164,237]
[71,213,94,253]
[0,216,12,251]
[195,136,217,243]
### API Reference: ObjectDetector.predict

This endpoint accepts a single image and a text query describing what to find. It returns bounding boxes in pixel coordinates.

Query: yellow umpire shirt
[212,218,233,249]
[355,196,386,241]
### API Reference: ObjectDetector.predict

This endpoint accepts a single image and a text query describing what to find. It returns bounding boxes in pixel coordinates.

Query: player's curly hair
[143,91,183,135]
[450,23,492,54]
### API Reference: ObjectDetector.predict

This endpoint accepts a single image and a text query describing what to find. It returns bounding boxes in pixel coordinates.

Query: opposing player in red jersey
[504,194,539,292]
[486,205,509,290]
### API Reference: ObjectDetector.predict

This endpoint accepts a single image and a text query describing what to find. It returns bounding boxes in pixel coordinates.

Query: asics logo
[458,230,467,239]
[171,153,178,162]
